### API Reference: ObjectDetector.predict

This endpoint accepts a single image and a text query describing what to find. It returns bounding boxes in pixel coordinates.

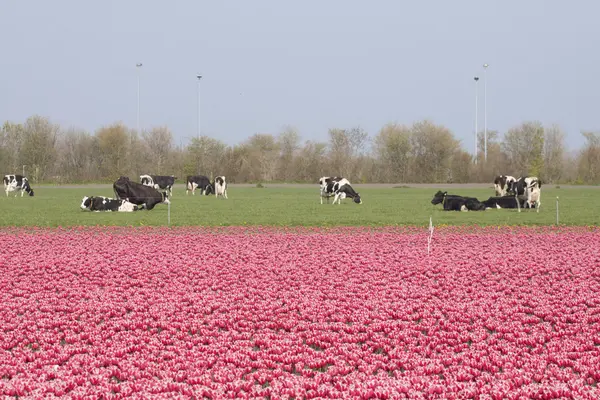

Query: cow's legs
[516,195,521,213]
[224,189,228,199]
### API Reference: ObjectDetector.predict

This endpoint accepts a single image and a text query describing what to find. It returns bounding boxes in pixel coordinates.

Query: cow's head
[431,191,446,205]
[161,191,171,204]
[353,193,362,204]
[80,196,92,210]
[28,188,34,196]
[205,184,214,195]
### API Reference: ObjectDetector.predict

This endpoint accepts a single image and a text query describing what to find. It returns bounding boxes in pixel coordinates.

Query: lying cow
[140,174,176,197]
[186,175,213,196]
[508,176,542,212]
[80,196,139,212]
[3,174,34,197]
[113,176,170,210]
[493,175,517,196]
[320,177,362,205]
[430,191,485,211]
[481,195,524,209]
[214,176,228,199]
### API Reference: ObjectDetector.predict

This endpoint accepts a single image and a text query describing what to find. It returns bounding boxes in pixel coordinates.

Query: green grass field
[0,184,598,227]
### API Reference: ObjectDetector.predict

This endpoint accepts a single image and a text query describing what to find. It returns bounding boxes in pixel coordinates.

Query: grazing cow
[430,191,486,211]
[214,176,228,199]
[509,177,542,212]
[140,174,176,197]
[320,177,362,205]
[319,176,345,204]
[80,196,139,212]
[481,195,524,209]
[3,174,34,197]
[493,175,517,196]
[186,175,213,196]
[113,176,170,210]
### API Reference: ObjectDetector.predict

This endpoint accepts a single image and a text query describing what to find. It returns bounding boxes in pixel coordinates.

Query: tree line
[1,115,599,185]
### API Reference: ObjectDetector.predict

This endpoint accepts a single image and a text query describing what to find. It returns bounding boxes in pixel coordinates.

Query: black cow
[80,196,139,212]
[140,174,176,197]
[113,176,170,210]
[186,175,213,196]
[3,174,34,197]
[430,191,485,211]
[319,177,362,205]
[481,195,524,209]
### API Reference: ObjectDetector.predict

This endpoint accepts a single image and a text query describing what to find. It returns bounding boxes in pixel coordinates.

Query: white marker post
[168,202,171,227]
[556,196,559,226]
[427,216,434,255]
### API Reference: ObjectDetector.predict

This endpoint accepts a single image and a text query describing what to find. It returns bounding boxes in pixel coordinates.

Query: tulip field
[1,225,600,398]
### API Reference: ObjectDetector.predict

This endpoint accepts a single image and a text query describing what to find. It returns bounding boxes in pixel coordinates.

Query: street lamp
[136,63,143,135]
[474,76,479,165]
[483,63,489,162]
[197,74,202,139]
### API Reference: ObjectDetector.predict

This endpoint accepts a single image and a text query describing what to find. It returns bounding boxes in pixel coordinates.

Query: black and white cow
[319,177,362,205]
[186,175,213,196]
[140,175,176,197]
[3,175,34,197]
[113,176,170,210]
[508,176,542,212]
[319,176,344,204]
[481,195,524,209]
[430,191,486,211]
[493,175,517,196]
[214,176,228,199]
[80,196,139,212]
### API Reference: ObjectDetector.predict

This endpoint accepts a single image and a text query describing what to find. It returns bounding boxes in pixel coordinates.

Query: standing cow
[319,176,362,205]
[113,176,170,210]
[140,175,177,197]
[214,176,228,199]
[186,175,213,196]
[493,175,517,196]
[3,174,34,197]
[509,176,542,212]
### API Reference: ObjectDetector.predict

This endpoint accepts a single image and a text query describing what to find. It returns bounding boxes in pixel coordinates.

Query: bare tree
[373,123,412,182]
[502,121,545,177]
[95,123,130,179]
[20,116,61,181]
[142,126,173,174]
[542,124,566,183]
[410,120,460,183]
[578,131,600,184]
[276,127,300,181]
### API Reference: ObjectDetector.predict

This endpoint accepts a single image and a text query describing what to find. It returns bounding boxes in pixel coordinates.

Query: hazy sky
[1,1,596,151]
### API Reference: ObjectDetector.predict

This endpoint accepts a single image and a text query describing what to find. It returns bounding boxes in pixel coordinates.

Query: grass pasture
[0,183,597,227]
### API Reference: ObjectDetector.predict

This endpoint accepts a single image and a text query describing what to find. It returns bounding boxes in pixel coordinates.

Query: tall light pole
[483,63,489,162]
[474,76,479,165]
[196,74,202,139]
[136,63,143,135]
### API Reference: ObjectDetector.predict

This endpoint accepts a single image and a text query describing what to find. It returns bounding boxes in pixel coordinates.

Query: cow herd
[80,175,229,212]
[431,175,543,212]
[4,172,544,214]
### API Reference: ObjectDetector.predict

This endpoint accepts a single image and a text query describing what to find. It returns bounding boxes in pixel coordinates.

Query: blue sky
[0,0,595,150]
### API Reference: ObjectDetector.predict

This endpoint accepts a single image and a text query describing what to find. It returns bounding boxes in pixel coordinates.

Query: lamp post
[197,74,202,139]
[136,63,143,135]
[483,63,489,162]
[474,76,479,165]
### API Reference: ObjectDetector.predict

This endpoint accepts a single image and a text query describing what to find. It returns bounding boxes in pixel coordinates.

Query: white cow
[214,176,228,199]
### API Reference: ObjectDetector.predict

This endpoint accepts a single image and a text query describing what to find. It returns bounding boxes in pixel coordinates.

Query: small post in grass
[556,196,559,226]
[427,216,434,255]
[168,201,171,227]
